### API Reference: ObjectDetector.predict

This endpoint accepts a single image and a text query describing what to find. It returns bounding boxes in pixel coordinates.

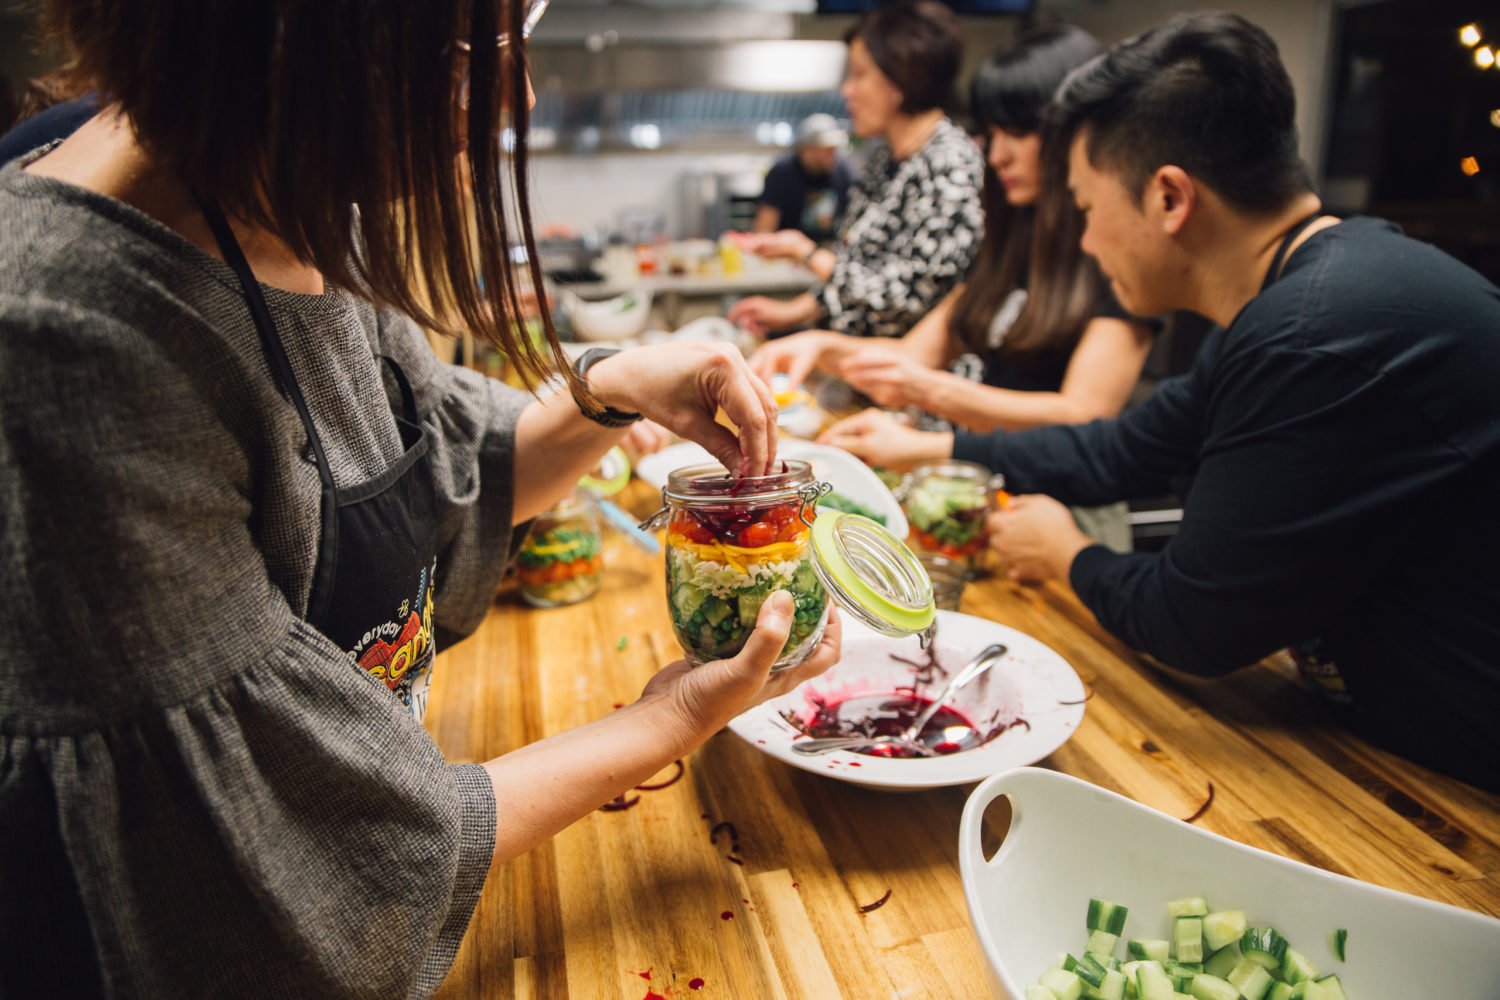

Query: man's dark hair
[1047,11,1312,213]
[844,1,963,114]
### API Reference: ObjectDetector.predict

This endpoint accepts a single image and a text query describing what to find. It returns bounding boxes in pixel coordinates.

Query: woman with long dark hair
[0,1,839,994]
[754,26,1156,548]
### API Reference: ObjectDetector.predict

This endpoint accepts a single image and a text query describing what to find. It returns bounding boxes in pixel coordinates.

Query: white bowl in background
[959,767,1500,1000]
[633,440,908,539]
[562,288,654,342]
[727,611,1086,792]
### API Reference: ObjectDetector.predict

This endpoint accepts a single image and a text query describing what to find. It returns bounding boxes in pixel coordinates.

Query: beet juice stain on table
[424,478,1500,1000]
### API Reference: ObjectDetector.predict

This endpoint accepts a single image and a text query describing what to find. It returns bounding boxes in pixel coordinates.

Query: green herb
[616,635,629,651]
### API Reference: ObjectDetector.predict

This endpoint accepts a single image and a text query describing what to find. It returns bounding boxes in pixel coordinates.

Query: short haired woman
[728,0,984,340]
[0,1,839,994]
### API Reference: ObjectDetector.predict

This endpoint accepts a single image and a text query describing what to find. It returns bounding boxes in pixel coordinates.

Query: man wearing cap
[753,112,854,243]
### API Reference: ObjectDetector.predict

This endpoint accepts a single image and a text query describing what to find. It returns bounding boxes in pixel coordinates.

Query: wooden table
[426,482,1500,1000]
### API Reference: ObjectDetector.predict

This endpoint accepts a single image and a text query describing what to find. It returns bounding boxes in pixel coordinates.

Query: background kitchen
[3,0,1494,349]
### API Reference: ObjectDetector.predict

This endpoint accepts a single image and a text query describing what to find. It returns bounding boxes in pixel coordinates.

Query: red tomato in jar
[738,521,778,548]
[673,513,715,545]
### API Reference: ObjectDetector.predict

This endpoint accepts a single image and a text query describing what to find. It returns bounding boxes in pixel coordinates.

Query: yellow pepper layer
[667,531,807,573]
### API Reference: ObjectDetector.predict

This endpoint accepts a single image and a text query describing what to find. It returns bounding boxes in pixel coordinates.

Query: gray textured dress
[0,153,530,997]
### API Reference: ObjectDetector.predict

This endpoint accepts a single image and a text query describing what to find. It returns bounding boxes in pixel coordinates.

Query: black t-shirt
[980,281,1154,394]
[953,217,1500,793]
[760,153,854,243]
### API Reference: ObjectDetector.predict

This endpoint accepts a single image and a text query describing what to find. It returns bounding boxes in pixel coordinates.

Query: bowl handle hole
[978,793,1014,864]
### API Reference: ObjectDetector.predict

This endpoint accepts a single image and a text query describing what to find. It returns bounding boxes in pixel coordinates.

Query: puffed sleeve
[0,299,497,998]
[374,307,535,646]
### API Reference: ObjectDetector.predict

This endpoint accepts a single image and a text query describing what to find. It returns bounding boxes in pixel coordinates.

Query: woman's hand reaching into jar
[585,341,777,478]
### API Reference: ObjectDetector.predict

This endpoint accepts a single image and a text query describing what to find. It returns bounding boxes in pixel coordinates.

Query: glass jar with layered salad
[656,462,829,670]
[516,490,604,608]
[643,460,940,671]
[899,461,1005,570]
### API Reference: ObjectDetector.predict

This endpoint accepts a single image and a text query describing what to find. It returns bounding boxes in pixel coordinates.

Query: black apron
[1263,212,1354,709]
[202,203,442,720]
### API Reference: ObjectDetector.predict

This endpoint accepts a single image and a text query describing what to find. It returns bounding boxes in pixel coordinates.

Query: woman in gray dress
[0,1,838,995]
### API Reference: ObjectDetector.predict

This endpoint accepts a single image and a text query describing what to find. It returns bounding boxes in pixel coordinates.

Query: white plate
[726,610,1086,791]
[633,440,908,539]
[960,767,1500,1000]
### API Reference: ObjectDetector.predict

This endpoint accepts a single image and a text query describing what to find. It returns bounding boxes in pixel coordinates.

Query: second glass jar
[899,460,1005,570]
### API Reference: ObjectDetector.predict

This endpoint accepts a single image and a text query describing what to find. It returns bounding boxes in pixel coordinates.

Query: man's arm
[952,360,1209,505]
[1067,345,1461,676]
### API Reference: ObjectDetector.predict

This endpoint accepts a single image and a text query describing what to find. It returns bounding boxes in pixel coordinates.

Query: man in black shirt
[754,113,854,243]
[958,13,1500,791]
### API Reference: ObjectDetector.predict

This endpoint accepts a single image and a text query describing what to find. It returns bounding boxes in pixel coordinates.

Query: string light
[1478,46,1496,69]
[1492,109,1500,128]
[1460,23,1482,47]
[1461,156,1481,176]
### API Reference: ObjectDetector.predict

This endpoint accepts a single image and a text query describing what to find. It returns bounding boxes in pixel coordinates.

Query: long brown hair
[950,25,1109,373]
[43,0,585,400]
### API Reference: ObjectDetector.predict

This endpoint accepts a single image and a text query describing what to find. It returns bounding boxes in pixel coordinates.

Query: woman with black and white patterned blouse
[727,1,983,340]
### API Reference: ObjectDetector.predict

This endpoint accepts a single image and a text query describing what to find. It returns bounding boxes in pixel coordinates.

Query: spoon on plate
[790,642,1009,756]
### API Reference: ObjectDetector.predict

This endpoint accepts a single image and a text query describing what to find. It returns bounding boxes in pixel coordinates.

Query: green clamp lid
[580,446,631,498]
[809,512,935,637]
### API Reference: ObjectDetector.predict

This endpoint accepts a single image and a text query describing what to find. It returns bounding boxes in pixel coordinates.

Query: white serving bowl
[562,288,654,342]
[959,767,1500,1000]
[727,611,1086,792]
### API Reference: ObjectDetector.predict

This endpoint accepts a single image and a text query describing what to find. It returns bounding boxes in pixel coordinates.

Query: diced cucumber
[1187,974,1239,1000]
[1028,986,1060,1000]
[1129,940,1172,964]
[1076,953,1110,988]
[1287,984,1332,1000]
[1266,985,1292,1000]
[1324,929,1346,963]
[1063,954,1080,972]
[1279,948,1318,985]
[1313,975,1347,1000]
[1086,930,1121,959]
[1082,969,1126,1000]
[1169,970,1195,993]
[1167,962,1203,975]
[1203,946,1238,980]
[1226,955,1274,1000]
[1041,968,1085,1000]
[1203,911,1248,952]
[736,590,767,625]
[1135,962,1176,1000]
[1239,927,1288,969]
[1088,899,1131,935]
[1167,897,1210,917]
[671,583,705,619]
[702,596,732,627]
[1174,917,1205,963]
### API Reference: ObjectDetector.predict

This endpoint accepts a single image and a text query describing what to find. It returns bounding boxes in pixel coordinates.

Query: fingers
[744,370,779,477]
[730,590,795,673]
[747,346,785,384]
[785,347,819,392]
[702,349,777,477]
